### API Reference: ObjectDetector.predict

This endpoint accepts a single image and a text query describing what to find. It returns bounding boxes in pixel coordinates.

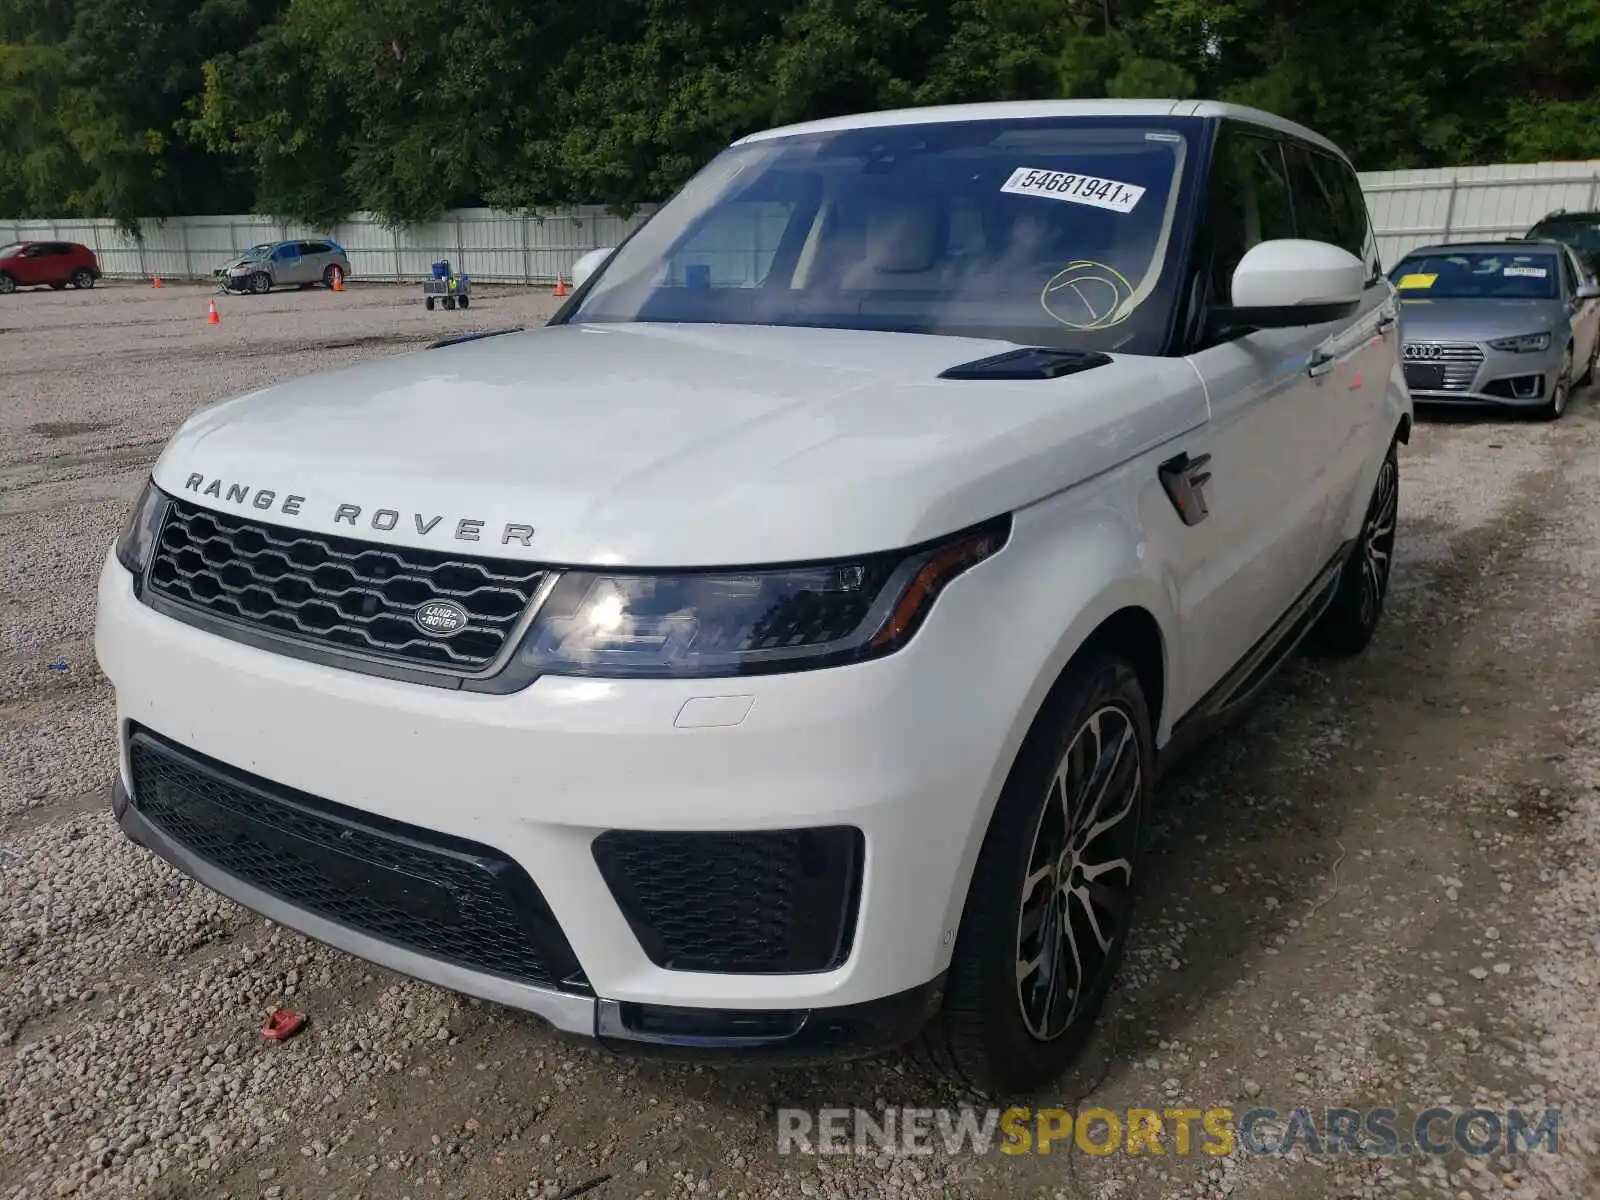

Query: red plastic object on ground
[261,1009,306,1041]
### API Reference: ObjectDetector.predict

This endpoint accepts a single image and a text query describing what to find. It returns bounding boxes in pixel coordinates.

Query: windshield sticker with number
[1396,273,1437,290]
[1503,265,1548,278]
[1001,168,1145,214]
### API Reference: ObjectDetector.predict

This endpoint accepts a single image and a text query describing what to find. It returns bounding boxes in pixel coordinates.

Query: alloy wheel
[1359,455,1398,628]
[1015,703,1142,1041]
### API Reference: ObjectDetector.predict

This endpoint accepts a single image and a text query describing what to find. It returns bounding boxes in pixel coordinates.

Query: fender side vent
[938,347,1113,381]
[427,326,525,350]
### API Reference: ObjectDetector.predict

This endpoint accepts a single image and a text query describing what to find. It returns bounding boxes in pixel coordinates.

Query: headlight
[508,516,1010,680]
[1487,332,1551,353]
[114,481,170,577]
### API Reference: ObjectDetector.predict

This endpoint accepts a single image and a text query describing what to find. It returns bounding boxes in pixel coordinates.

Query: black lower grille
[147,499,546,672]
[592,827,863,974]
[127,728,586,990]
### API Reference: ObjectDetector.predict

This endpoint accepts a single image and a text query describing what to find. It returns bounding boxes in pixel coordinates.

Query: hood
[152,322,1206,566]
[1398,296,1567,343]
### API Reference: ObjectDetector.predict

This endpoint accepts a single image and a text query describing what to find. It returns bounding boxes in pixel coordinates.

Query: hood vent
[427,326,525,351]
[938,346,1112,381]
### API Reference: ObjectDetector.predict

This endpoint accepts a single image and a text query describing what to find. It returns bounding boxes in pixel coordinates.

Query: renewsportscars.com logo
[776,1106,1562,1158]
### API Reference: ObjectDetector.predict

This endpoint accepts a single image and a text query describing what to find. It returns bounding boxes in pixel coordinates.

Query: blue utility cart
[423,259,471,310]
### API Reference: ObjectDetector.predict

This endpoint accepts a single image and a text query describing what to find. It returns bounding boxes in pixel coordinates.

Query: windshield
[236,243,274,260]
[1392,251,1559,300]
[567,116,1200,354]
[0,243,22,258]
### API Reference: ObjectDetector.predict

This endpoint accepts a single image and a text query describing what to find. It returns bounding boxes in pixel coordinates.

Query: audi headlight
[510,517,1010,680]
[114,480,170,576]
[1487,332,1551,353]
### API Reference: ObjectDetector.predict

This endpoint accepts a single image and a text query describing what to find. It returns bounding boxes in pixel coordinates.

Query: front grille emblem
[413,599,470,637]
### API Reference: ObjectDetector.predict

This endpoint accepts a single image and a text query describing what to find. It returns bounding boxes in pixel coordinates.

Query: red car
[0,240,102,294]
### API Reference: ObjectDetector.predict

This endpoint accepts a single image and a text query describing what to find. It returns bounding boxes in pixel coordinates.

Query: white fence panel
[6,158,1600,284]
[0,208,659,284]
[1361,160,1600,266]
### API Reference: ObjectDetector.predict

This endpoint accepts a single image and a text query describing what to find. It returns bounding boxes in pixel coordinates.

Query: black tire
[69,268,94,289]
[1538,345,1573,420]
[457,294,469,309]
[424,296,435,311]
[0,273,15,295]
[1305,440,1398,659]
[322,264,343,289]
[918,650,1151,1095]
[249,271,271,295]
[443,295,457,310]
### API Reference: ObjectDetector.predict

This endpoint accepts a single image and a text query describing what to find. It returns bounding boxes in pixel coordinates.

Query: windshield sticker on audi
[179,473,536,547]
[1503,265,1548,278]
[1000,168,1145,214]
[1395,273,1437,290]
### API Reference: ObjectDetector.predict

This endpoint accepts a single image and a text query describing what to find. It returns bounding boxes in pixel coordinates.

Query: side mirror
[570,246,615,290]
[1215,239,1367,329]
[1576,282,1600,301]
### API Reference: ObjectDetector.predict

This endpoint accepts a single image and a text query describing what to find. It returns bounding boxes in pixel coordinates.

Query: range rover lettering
[96,99,1409,1093]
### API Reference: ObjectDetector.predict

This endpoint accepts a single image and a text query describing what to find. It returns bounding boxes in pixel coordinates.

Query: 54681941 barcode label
[1000,167,1145,214]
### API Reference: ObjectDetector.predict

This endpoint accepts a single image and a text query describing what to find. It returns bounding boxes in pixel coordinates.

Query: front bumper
[94,551,1004,1055]
[1402,338,1562,407]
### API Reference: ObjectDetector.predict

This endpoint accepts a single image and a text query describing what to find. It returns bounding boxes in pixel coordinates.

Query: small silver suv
[217,239,351,294]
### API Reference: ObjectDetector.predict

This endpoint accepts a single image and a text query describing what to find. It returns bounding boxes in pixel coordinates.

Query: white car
[96,99,1407,1094]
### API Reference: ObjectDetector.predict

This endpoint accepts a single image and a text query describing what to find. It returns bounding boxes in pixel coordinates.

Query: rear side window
[298,241,328,255]
[1284,145,1379,279]
[1203,125,1294,303]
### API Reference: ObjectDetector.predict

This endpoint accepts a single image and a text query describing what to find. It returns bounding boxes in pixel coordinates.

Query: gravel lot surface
[3,281,1599,1199]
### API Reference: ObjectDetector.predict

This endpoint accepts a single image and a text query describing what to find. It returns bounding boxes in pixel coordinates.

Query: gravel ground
[3,281,1600,1200]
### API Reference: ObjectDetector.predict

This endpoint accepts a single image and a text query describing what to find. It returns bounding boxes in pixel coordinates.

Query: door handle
[1307,350,1336,378]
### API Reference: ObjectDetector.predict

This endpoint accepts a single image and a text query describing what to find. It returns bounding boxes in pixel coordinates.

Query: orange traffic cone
[152,275,162,288]
[207,299,220,326]
[553,274,567,298]
[331,272,344,292]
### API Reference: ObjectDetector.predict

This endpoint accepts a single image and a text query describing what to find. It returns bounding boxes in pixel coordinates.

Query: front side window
[1203,126,1294,304]
[0,243,22,258]
[1390,251,1560,300]
[569,116,1203,355]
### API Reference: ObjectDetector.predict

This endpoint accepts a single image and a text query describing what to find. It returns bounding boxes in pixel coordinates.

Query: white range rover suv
[96,99,1407,1093]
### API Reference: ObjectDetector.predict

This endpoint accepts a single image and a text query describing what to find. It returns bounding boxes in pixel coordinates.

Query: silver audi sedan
[1390,240,1600,419]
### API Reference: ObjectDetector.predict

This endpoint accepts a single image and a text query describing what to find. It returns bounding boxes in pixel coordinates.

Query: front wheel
[249,271,272,295]
[1538,346,1572,420]
[0,273,16,294]
[918,651,1151,1094]
[424,295,435,311]
[457,294,470,309]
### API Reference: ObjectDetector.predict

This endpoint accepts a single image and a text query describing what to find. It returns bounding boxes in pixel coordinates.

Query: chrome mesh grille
[1403,341,1484,392]
[147,500,545,671]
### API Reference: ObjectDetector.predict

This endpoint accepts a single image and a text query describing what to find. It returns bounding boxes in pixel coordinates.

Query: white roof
[734,99,1346,162]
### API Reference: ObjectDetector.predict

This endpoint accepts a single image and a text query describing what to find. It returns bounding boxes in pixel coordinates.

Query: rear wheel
[1306,439,1398,659]
[70,268,95,290]
[443,295,457,310]
[424,295,435,311]
[918,651,1150,1094]
[323,264,344,289]
[0,273,17,294]
[457,294,470,310]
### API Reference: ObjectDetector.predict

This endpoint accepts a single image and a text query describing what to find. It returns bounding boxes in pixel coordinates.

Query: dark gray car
[1390,241,1600,419]
[216,239,351,294]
